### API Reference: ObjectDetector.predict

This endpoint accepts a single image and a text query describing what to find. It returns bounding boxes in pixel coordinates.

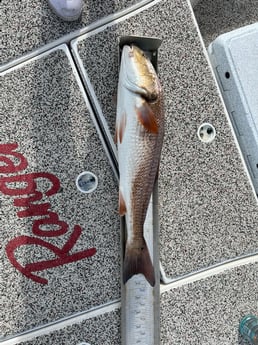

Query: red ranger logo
[0,143,96,284]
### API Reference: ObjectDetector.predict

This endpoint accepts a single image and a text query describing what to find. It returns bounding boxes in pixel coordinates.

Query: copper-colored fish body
[116,45,164,287]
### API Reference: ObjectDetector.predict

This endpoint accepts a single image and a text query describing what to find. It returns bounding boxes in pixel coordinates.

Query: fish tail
[123,239,155,287]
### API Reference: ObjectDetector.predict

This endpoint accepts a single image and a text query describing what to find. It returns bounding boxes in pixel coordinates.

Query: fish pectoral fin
[135,100,158,134]
[123,239,155,287]
[119,112,127,143]
[115,112,127,144]
[119,190,127,215]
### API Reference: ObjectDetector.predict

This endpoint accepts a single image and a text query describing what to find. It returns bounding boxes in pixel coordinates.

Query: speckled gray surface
[194,0,258,46]
[74,0,258,279]
[12,264,258,345]
[160,263,258,345]
[1,0,142,65]
[0,47,120,337]
[2,0,258,343]
[20,309,120,345]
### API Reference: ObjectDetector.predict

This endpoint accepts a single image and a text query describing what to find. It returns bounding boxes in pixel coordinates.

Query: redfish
[116,44,164,286]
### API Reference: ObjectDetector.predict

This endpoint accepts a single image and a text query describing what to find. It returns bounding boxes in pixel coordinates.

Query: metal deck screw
[76,171,98,193]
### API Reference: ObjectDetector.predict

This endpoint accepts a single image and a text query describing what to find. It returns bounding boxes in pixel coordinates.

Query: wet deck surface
[1,0,258,344]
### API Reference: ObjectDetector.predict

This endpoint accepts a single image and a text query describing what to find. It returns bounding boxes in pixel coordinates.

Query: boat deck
[1,0,258,344]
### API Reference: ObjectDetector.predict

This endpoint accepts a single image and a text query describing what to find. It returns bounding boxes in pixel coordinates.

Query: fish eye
[149,94,158,102]
[142,92,158,103]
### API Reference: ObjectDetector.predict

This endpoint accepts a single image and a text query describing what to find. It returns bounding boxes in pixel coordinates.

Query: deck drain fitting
[76,171,98,194]
[197,123,216,143]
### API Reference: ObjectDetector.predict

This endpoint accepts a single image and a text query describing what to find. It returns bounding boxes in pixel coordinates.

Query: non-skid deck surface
[0,47,120,337]
[14,263,258,345]
[1,0,258,343]
[194,0,258,45]
[1,0,140,65]
[160,263,258,345]
[20,309,121,345]
[73,0,258,279]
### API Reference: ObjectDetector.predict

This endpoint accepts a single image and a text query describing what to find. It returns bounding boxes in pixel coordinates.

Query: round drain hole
[76,171,98,193]
[77,343,91,345]
[197,123,216,143]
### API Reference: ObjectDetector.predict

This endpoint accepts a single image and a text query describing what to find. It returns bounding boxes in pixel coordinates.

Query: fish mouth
[122,44,134,55]
[128,44,135,57]
[129,44,146,55]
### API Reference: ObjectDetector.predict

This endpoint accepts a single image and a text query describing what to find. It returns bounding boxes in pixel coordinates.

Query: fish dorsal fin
[119,190,127,215]
[135,100,158,134]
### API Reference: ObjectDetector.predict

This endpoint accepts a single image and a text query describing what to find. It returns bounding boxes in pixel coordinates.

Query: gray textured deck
[1,0,258,344]
[9,263,258,345]
[1,0,141,65]
[194,0,258,46]
[160,263,258,345]
[0,47,120,337]
[20,309,121,345]
[73,0,258,279]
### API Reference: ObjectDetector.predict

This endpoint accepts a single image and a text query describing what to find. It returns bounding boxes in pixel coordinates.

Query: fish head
[121,45,161,102]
